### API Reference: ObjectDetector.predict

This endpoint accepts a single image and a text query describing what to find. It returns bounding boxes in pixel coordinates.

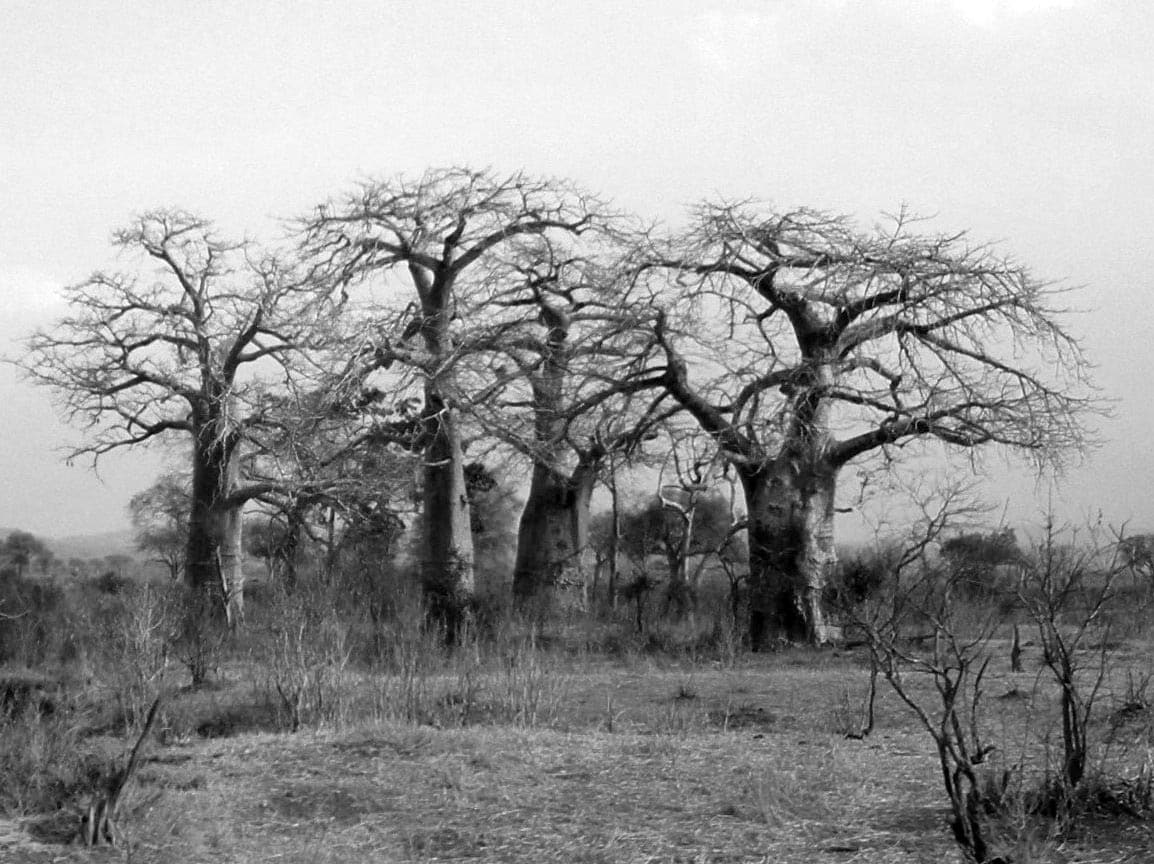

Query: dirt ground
[3,648,1152,863]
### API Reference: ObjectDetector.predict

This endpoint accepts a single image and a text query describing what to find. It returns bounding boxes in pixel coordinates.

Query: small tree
[2,531,51,579]
[941,527,1023,599]
[855,485,1008,863]
[1117,533,1154,585]
[617,491,736,616]
[245,516,299,583]
[129,473,191,580]
[1017,519,1135,797]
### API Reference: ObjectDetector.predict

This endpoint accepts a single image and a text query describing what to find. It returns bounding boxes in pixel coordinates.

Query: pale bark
[419,388,475,627]
[298,171,624,621]
[607,459,621,607]
[218,504,245,626]
[657,478,710,619]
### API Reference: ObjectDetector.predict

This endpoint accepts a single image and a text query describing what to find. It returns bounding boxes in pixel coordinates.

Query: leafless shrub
[94,581,172,736]
[171,583,226,687]
[836,660,878,740]
[855,484,1014,862]
[857,489,1154,862]
[1016,518,1150,810]
[259,586,354,732]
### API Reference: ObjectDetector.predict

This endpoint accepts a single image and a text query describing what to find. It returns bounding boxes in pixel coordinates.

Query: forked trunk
[513,461,596,609]
[420,389,475,633]
[742,459,836,648]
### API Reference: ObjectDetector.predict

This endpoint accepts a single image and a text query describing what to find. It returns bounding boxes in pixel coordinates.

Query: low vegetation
[2,512,1153,863]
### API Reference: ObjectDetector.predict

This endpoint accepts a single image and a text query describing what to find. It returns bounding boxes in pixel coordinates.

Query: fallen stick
[76,694,162,846]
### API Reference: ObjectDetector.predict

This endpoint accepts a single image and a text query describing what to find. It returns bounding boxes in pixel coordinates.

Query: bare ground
[2,648,1151,863]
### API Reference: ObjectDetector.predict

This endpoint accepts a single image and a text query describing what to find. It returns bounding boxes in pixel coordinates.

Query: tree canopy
[636,202,1094,644]
[19,176,1098,647]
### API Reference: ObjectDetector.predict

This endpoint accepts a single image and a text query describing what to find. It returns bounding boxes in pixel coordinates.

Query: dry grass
[2,642,1152,863]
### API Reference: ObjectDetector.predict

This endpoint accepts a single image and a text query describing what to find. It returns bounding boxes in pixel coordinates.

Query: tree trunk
[185,439,245,628]
[277,501,306,593]
[663,508,696,620]
[742,458,835,649]
[217,501,244,626]
[420,388,475,634]
[608,458,621,609]
[513,461,596,609]
[512,299,599,611]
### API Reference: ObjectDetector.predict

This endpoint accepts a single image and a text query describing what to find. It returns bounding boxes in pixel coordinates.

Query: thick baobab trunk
[185,440,245,628]
[512,299,601,609]
[513,461,596,608]
[742,458,835,649]
[420,389,475,632]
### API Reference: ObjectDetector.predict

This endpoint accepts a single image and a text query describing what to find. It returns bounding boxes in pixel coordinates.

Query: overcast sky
[1,0,1150,540]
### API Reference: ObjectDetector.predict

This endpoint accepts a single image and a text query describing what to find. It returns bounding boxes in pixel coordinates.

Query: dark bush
[92,570,131,595]
[825,545,897,611]
[941,527,1022,599]
[0,575,69,666]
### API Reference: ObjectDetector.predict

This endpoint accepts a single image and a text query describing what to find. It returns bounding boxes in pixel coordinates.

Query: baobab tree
[642,204,1094,647]
[21,211,334,628]
[298,168,611,627]
[458,251,672,607]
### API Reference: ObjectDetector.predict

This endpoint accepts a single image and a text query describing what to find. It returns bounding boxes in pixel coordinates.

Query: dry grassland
[2,644,1152,863]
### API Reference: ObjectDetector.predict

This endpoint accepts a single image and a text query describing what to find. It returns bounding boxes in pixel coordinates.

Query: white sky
[1,0,1151,540]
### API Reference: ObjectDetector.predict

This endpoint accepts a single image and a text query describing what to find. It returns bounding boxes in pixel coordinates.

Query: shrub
[92,570,132,596]
[256,582,354,732]
[825,544,899,610]
[0,692,108,816]
[941,527,1022,600]
[91,581,173,736]
[0,574,70,666]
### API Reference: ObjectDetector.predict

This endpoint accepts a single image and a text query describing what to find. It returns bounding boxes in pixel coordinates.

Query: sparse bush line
[852,496,1154,863]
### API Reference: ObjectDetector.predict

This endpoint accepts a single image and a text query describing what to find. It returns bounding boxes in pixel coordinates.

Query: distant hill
[49,530,138,562]
[1,526,136,562]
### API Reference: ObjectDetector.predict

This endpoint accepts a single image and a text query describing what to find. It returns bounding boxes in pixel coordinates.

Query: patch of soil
[24,810,83,845]
[872,804,949,835]
[267,784,377,824]
[708,703,778,731]
[0,817,63,860]
[194,704,279,738]
[404,825,486,858]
